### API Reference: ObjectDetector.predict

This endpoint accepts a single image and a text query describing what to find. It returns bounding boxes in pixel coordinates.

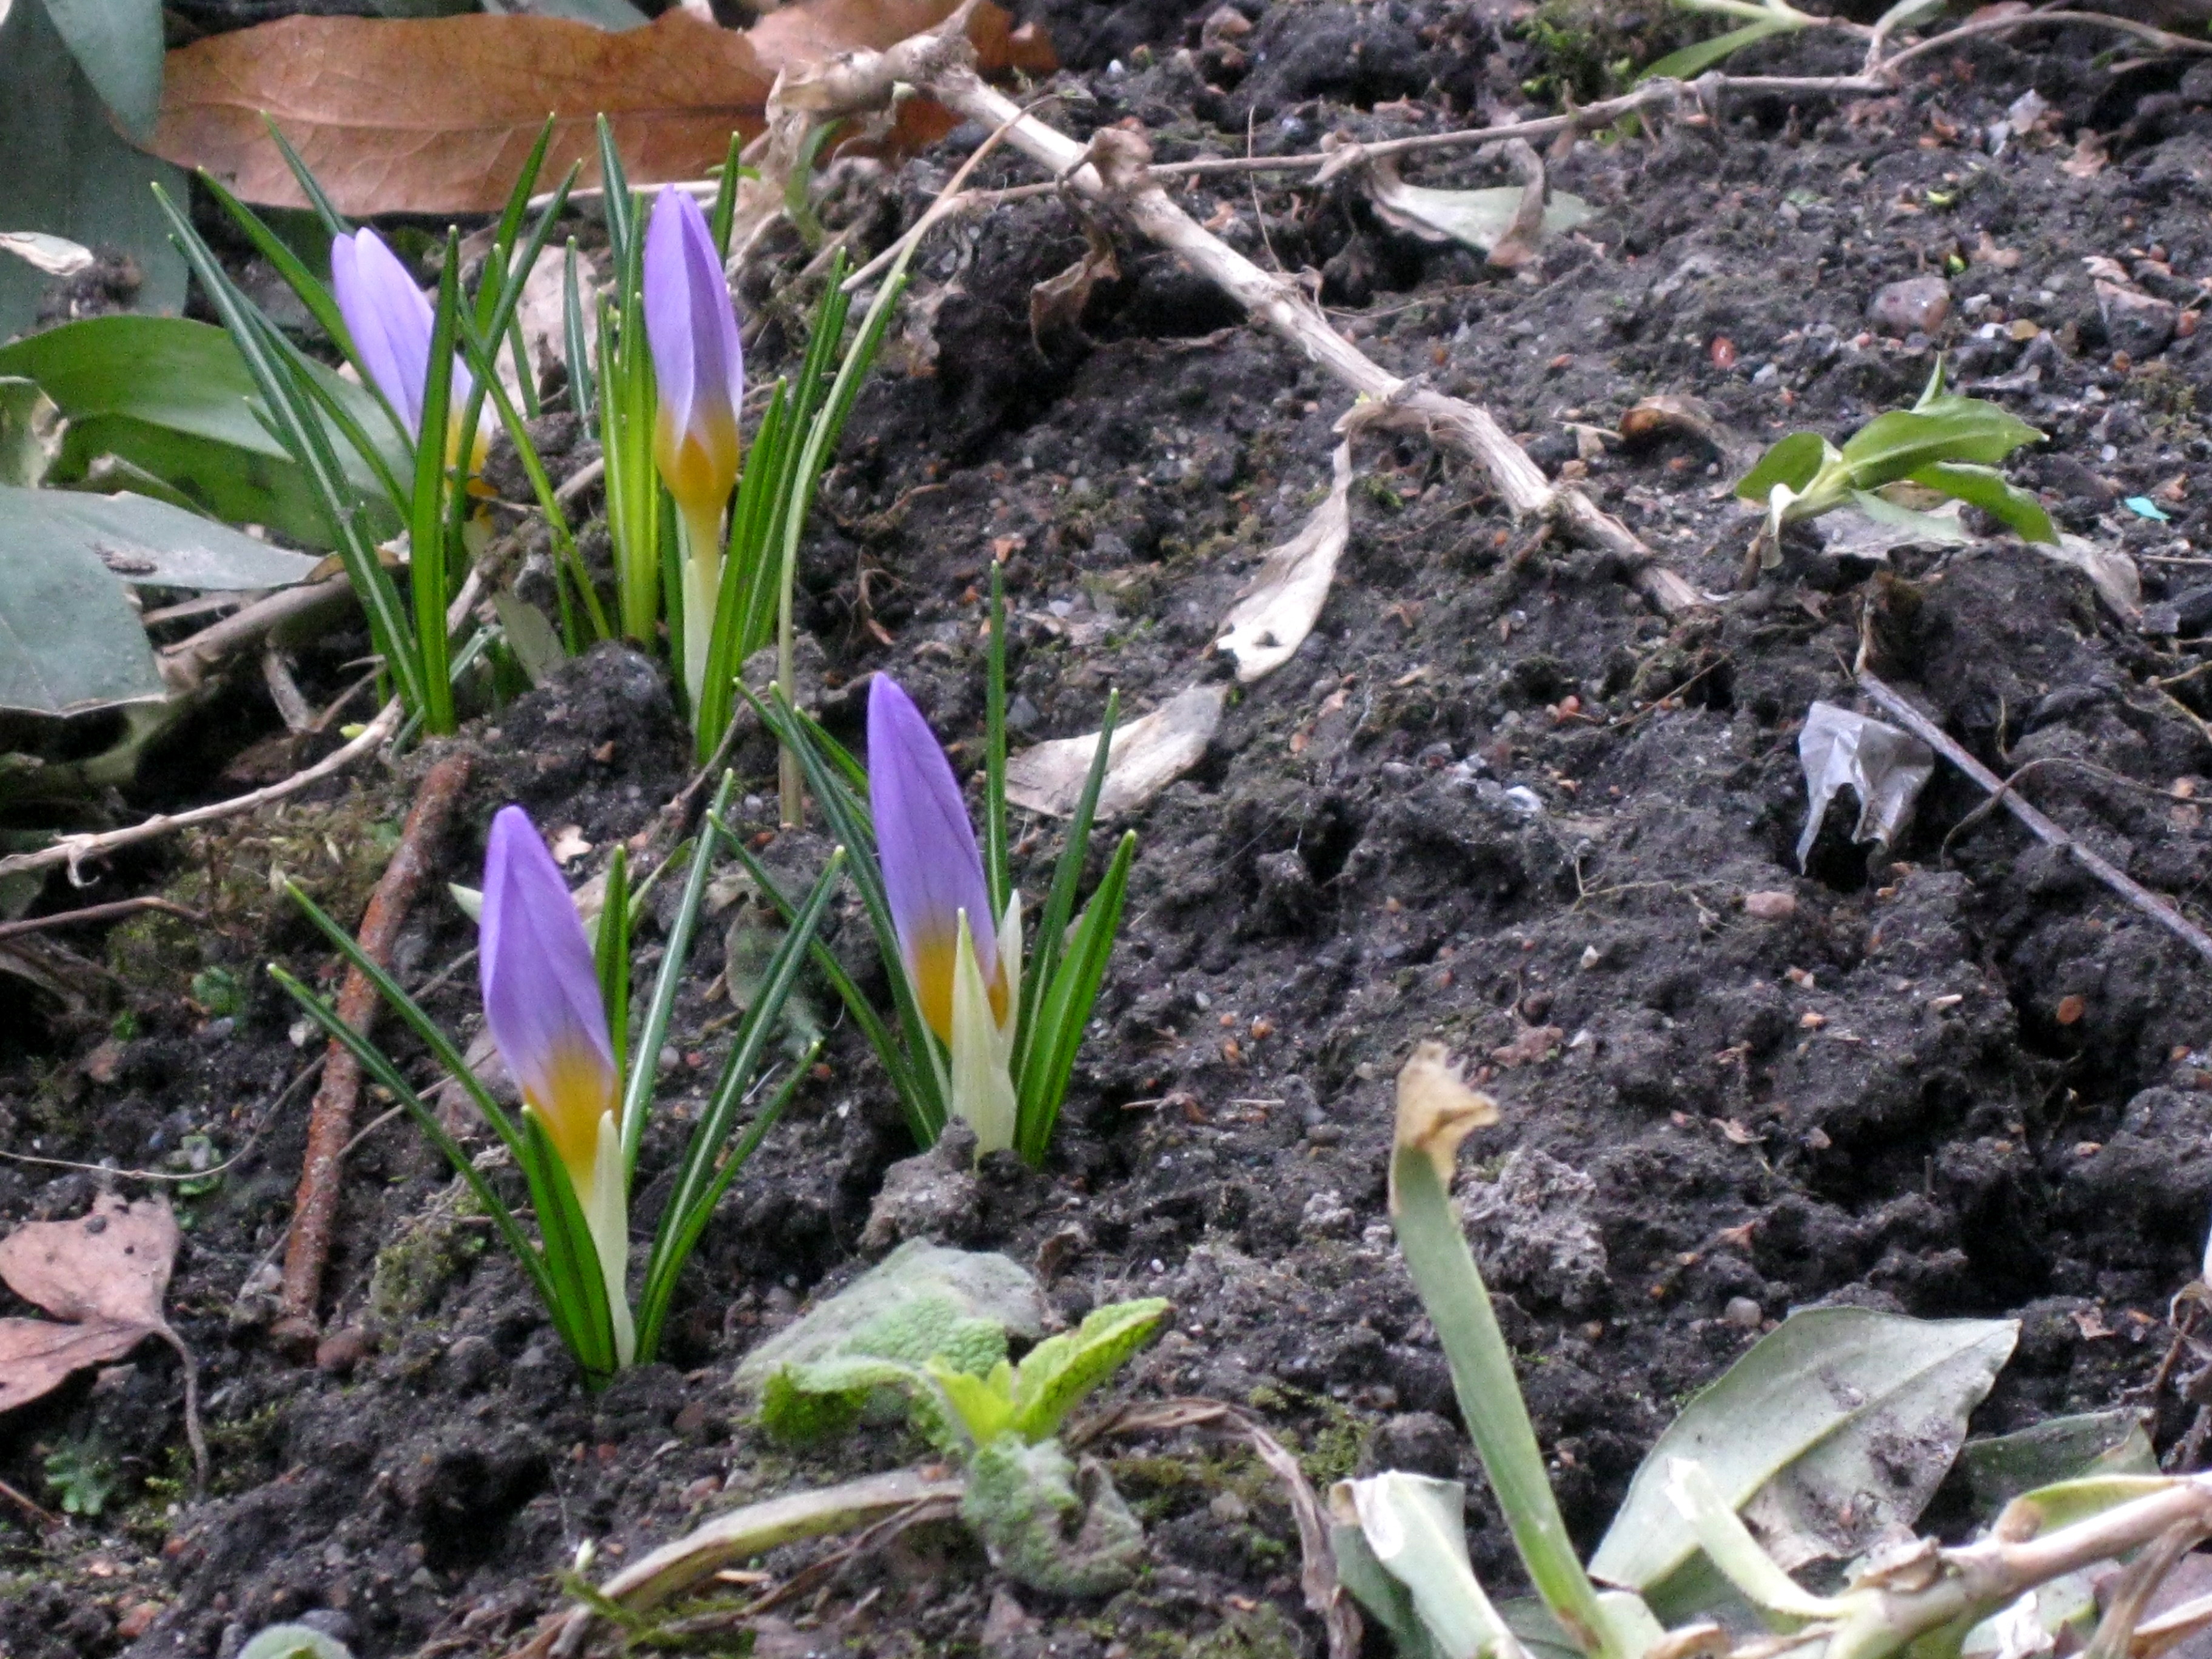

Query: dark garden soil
[8,3,2212,1657]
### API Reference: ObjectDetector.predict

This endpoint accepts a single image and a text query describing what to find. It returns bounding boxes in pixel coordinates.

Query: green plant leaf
[0,317,401,548]
[1911,461,2057,544]
[1843,488,1974,547]
[1339,1473,1521,1659]
[1007,1296,1170,1443]
[761,1353,965,1453]
[1391,1107,1617,1659]
[1837,401,2042,488]
[929,1356,1019,1446]
[238,1625,354,1659]
[4,483,323,589]
[0,487,164,714]
[1958,1410,2158,1521]
[0,377,63,488]
[1589,1309,2017,1612]
[0,0,184,341]
[43,0,164,138]
[1638,18,1794,82]
[1734,431,1832,503]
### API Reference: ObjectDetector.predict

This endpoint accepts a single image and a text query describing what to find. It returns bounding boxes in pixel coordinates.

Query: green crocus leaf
[1638,18,1795,83]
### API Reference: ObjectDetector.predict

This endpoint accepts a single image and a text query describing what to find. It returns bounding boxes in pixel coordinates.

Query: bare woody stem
[779,13,1703,620]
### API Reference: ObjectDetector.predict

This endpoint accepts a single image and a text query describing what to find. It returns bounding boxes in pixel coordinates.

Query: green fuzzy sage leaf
[1589,1308,2017,1615]
[1007,1296,1170,1443]
[237,1626,354,1659]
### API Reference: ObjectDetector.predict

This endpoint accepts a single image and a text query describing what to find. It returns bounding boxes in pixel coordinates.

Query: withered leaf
[151,2,1054,216]
[0,1194,179,1415]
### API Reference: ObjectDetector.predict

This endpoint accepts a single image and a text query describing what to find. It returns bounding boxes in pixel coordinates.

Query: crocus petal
[951,910,1017,1153]
[586,1108,636,1366]
[331,227,438,439]
[644,187,744,520]
[868,675,999,1041]
[480,805,617,1182]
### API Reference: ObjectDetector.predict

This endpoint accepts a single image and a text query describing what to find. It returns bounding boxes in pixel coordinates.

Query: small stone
[1868,276,1952,337]
[315,1327,372,1375]
[1743,890,1797,920]
[2097,280,2177,360]
[1208,1490,1252,1523]
[116,1601,164,1640]
[1723,1296,1764,1329]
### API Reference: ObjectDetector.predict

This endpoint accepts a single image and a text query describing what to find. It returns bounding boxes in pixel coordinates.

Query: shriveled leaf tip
[1393,1040,1497,1186]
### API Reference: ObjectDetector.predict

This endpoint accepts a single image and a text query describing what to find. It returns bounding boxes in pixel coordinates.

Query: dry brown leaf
[151,2,1054,215]
[1489,1024,1564,1068]
[1213,440,1353,683]
[1030,216,1119,354]
[0,1194,179,1415]
[1004,685,1224,818]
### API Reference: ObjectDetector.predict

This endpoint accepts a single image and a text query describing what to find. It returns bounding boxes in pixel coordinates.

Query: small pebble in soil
[1868,275,1952,337]
[1724,1297,1765,1329]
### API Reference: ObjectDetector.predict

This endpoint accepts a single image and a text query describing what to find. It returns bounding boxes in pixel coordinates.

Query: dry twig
[1857,670,2212,971]
[792,6,1703,618]
[0,896,208,942]
[273,750,475,1349]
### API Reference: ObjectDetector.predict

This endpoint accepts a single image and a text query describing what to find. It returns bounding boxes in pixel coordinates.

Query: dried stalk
[793,12,1703,617]
[1857,669,2212,970]
[272,749,474,1349]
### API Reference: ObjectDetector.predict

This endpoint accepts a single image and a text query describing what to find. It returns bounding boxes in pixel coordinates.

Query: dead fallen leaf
[1795,702,1934,871]
[1213,440,1353,683]
[1362,141,1590,265]
[0,1195,178,1415]
[152,2,1054,215]
[2059,129,2108,179]
[1005,684,1225,818]
[1489,1024,1563,1068]
[1029,214,1118,354]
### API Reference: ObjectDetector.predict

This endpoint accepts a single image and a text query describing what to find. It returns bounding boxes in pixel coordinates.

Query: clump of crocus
[329,226,488,479]
[733,576,1136,1165]
[481,805,635,1364]
[870,675,1022,1151]
[643,186,745,714]
[270,782,841,1385]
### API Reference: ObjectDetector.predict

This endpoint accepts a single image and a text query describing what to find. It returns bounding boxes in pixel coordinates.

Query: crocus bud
[480,804,634,1362]
[868,675,999,1039]
[329,227,484,476]
[643,187,744,709]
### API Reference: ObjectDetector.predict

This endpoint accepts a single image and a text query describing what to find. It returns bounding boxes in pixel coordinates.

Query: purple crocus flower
[329,227,471,446]
[643,187,745,708]
[643,187,744,521]
[867,675,1005,1045]
[480,805,634,1358]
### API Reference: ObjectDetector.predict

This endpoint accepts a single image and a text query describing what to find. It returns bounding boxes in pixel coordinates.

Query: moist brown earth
[6,4,2212,1657]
